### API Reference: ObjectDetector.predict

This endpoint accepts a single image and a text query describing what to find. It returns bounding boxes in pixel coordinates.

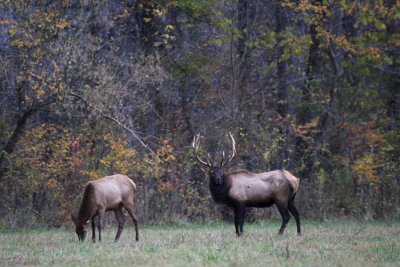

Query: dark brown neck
[209,175,233,205]
[77,183,96,221]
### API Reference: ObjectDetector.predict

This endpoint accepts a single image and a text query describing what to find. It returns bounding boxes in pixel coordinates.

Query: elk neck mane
[226,169,256,177]
[77,182,97,220]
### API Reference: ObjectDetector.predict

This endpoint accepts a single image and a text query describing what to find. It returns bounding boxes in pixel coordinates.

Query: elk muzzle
[210,167,224,185]
[76,228,87,241]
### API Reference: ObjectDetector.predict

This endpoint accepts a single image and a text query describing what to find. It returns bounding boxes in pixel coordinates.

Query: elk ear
[83,216,91,225]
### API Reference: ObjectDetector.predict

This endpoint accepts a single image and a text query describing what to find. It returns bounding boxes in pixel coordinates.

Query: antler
[220,132,236,167]
[192,134,213,167]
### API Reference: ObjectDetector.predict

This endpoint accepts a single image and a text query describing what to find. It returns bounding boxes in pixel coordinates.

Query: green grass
[0,220,399,266]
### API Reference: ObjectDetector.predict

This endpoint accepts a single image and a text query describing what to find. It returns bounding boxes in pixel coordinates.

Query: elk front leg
[238,205,245,235]
[97,210,106,242]
[91,216,96,243]
[234,204,245,236]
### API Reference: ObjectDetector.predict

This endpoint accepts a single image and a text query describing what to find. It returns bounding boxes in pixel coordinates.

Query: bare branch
[68,92,157,157]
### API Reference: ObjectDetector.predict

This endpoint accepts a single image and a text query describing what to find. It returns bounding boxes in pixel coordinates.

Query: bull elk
[192,133,301,236]
[71,174,139,242]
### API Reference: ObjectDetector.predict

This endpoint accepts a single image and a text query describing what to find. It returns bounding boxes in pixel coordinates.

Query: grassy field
[0,220,399,266]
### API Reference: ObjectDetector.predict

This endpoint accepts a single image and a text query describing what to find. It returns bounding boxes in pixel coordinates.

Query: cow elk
[71,174,139,242]
[192,133,301,236]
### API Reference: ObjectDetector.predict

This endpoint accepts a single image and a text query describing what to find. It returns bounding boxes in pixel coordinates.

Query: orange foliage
[157,181,174,193]
[4,123,149,225]
[337,121,385,151]
[283,0,392,61]
[337,120,385,182]
[353,155,383,182]
[46,178,58,189]
[292,117,319,139]
[157,139,177,163]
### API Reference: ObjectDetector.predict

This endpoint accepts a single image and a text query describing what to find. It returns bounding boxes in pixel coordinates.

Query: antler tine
[192,134,201,151]
[207,153,214,167]
[221,131,236,167]
[192,134,212,167]
[219,150,226,167]
[229,131,236,158]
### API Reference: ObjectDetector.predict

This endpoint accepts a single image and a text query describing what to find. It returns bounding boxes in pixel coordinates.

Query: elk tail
[127,175,137,191]
[282,170,300,195]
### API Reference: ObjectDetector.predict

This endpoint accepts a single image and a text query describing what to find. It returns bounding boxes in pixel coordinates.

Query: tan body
[89,174,137,211]
[227,170,299,205]
[71,174,139,242]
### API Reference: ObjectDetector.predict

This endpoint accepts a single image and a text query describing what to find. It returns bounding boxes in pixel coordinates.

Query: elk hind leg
[124,205,139,241]
[114,207,126,242]
[288,198,301,235]
[276,202,290,235]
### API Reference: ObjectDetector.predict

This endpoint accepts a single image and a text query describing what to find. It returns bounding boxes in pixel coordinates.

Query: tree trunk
[0,109,35,180]
[386,4,400,122]
[276,2,289,118]
[275,1,308,169]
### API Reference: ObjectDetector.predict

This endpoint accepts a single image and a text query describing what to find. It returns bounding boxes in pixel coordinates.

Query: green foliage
[277,29,312,61]
[173,0,215,18]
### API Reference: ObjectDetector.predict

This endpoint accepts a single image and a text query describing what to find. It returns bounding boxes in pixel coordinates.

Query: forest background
[0,0,399,228]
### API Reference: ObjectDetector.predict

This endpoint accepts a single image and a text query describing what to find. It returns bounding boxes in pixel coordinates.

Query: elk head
[192,132,236,185]
[71,213,89,241]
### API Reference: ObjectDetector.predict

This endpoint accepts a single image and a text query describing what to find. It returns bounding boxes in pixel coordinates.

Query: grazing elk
[192,133,301,236]
[71,174,139,242]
